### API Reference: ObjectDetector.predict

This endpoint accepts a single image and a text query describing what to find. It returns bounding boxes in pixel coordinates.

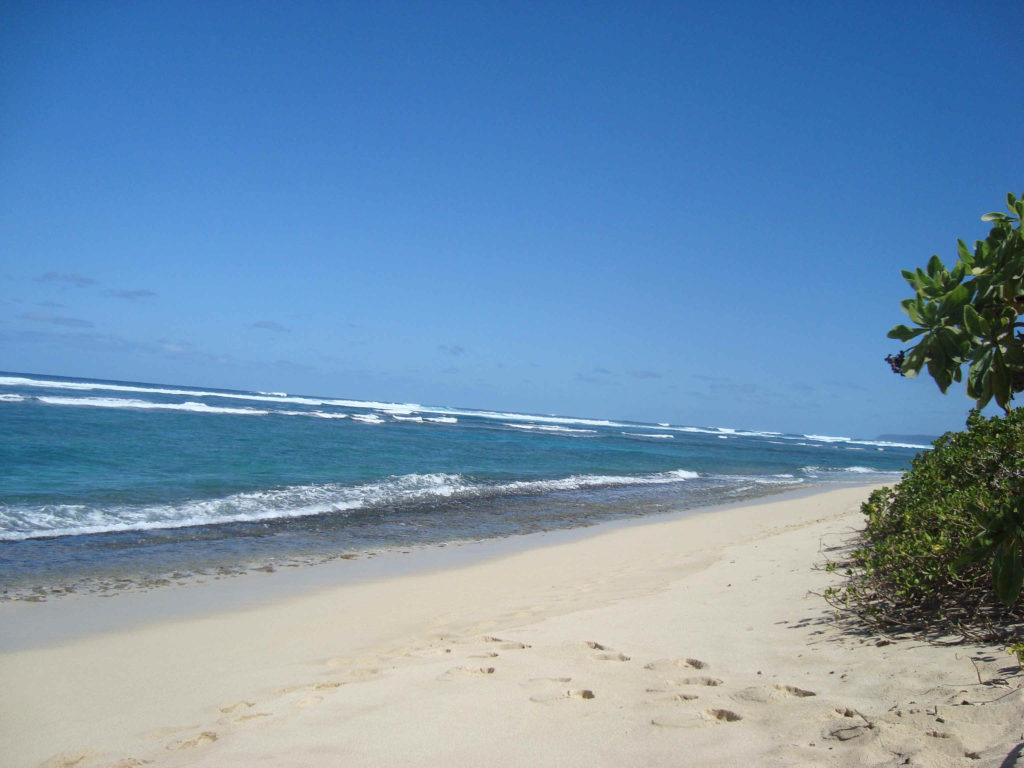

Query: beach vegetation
[886,192,1024,412]
[830,196,1024,640]
[828,408,1024,638]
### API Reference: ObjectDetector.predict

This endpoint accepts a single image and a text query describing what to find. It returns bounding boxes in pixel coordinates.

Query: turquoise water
[0,372,921,596]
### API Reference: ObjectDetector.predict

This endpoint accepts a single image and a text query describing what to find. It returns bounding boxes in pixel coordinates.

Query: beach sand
[2,485,1022,768]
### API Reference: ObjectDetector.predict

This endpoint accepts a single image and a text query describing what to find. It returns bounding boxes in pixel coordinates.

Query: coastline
[2,483,1020,767]
[0,481,870,652]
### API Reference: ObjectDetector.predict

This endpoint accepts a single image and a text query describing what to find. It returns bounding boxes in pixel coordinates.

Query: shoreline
[1,474,892,603]
[2,483,1021,767]
[0,480,873,653]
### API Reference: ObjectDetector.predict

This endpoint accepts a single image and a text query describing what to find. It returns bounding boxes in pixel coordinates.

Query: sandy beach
[3,484,1022,768]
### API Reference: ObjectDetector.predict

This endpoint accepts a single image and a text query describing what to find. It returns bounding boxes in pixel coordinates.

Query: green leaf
[939,284,970,316]
[954,533,997,570]
[902,344,926,378]
[991,353,1011,410]
[982,212,1012,223]
[957,239,973,263]
[888,324,925,342]
[992,543,1024,606]
[967,346,995,404]
[962,305,987,337]
[927,254,945,278]
[901,298,927,325]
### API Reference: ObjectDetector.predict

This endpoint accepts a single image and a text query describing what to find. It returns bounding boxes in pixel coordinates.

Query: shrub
[829,409,1024,638]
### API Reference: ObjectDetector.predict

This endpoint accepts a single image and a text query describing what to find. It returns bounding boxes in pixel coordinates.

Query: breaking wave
[0,468,703,541]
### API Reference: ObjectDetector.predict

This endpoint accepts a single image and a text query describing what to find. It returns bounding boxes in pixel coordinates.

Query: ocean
[0,372,923,600]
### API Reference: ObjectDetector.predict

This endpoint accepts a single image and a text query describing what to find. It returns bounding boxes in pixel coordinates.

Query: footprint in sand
[524,677,595,704]
[218,700,255,714]
[167,731,217,750]
[733,684,816,703]
[106,759,152,768]
[276,680,344,696]
[705,708,743,723]
[530,688,596,703]
[647,692,700,702]
[580,641,630,661]
[40,751,95,768]
[644,657,708,672]
[594,652,631,662]
[481,636,530,650]
[233,712,271,724]
[438,666,496,680]
[408,646,453,658]
[650,712,705,729]
[672,676,723,687]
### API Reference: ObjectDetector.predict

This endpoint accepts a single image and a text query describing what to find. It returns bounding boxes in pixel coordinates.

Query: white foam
[0,473,468,540]
[505,423,596,435]
[849,439,929,450]
[391,415,424,422]
[35,396,269,416]
[802,433,930,450]
[351,413,384,424]
[0,375,422,414]
[800,465,900,476]
[621,432,674,439]
[0,468,702,540]
[495,468,699,494]
[419,406,627,429]
[0,374,933,448]
[0,393,25,402]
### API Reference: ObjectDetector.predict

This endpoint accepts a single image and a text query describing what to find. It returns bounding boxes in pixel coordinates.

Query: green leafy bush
[829,409,1024,638]
[887,192,1024,411]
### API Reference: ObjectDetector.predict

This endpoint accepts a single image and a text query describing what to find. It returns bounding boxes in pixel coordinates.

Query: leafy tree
[887,193,1024,412]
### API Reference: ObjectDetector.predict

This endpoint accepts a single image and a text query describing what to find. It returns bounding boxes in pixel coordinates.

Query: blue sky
[2,1,1021,438]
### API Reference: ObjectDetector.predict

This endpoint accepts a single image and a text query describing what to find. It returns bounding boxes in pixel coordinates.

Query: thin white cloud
[35,272,96,287]
[103,288,157,300]
[18,312,94,328]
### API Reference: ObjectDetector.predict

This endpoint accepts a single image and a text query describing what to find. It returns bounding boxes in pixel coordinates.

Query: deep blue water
[0,372,922,596]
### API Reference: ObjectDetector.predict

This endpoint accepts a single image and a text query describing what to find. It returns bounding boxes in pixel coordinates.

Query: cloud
[629,369,663,379]
[437,344,465,357]
[103,288,157,300]
[35,272,96,287]
[18,312,94,328]
[251,320,291,333]
[575,367,619,385]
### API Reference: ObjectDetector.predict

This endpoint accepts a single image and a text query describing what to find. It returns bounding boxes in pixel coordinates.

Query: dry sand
[2,485,1022,768]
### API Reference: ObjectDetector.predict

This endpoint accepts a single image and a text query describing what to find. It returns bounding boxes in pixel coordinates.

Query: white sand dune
[2,485,1021,767]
